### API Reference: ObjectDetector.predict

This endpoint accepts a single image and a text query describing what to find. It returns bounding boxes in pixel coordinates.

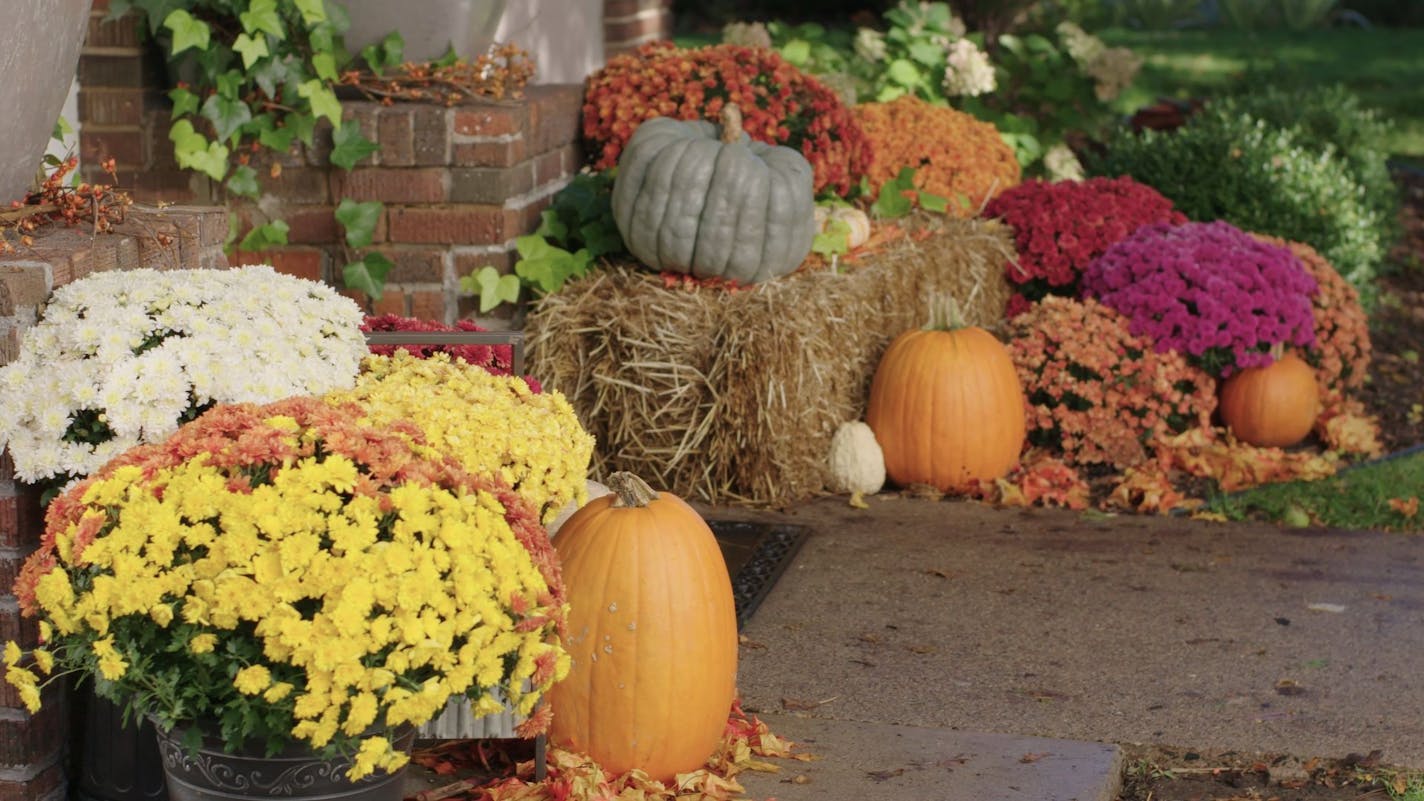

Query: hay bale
[525,216,1016,505]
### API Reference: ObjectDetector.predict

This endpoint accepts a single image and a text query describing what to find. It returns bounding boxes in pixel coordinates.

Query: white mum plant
[0,266,367,488]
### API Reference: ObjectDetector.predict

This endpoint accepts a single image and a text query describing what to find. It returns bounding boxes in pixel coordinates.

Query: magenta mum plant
[1082,221,1318,378]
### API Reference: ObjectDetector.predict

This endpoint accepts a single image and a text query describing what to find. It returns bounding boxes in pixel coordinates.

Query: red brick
[386,206,512,246]
[0,267,50,317]
[369,246,447,284]
[407,289,447,322]
[77,54,146,88]
[453,106,528,138]
[280,206,340,244]
[80,129,143,168]
[332,168,446,204]
[407,108,447,166]
[85,8,143,50]
[0,702,66,768]
[0,755,64,801]
[527,85,584,155]
[451,137,526,168]
[231,247,326,282]
[448,164,534,205]
[78,88,146,127]
[338,105,381,168]
[534,144,579,187]
[0,602,40,653]
[262,167,331,205]
[368,289,408,317]
[453,247,515,277]
[0,490,41,549]
[377,110,415,166]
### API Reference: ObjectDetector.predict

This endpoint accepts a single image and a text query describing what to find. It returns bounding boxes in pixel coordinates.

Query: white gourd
[828,421,885,495]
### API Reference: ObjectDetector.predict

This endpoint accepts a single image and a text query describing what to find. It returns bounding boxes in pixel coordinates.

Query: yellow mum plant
[332,351,595,524]
[4,397,569,780]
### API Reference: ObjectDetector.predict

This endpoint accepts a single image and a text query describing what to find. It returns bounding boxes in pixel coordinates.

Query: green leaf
[168,87,200,117]
[870,166,919,219]
[780,39,811,66]
[812,219,850,258]
[535,209,569,242]
[52,116,74,141]
[163,9,211,55]
[335,198,383,248]
[255,117,294,152]
[908,40,943,67]
[225,165,261,198]
[296,79,342,128]
[343,252,393,300]
[239,0,284,39]
[238,220,289,251]
[286,113,318,148]
[919,191,949,213]
[885,58,922,89]
[200,93,253,143]
[232,33,270,70]
[432,45,460,69]
[460,266,522,313]
[249,57,291,98]
[169,119,230,181]
[329,124,378,170]
[311,52,338,82]
[361,32,404,75]
[293,0,328,25]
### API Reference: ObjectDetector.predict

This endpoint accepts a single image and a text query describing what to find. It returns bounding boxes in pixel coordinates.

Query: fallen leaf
[1388,496,1419,518]
[847,491,870,509]
[1019,752,1050,763]
[787,774,812,785]
[1275,678,1307,696]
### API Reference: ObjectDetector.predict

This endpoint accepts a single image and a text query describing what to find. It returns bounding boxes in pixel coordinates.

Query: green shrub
[1091,107,1384,295]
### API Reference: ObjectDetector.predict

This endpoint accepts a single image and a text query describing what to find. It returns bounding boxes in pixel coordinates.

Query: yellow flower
[92,637,128,680]
[149,604,174,627]
[233,664,271,695]
[188,633,217,654]
[32,649,54,674]
[263,682,294,703]
[2,641,20,667]
[4,665,41,712]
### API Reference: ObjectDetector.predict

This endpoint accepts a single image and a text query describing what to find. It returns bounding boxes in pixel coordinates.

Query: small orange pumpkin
[547,472,738,782]
[866,297,1026,491]
[1219,352,1320,448]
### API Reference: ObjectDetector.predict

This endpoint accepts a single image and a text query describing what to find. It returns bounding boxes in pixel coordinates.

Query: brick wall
[74,1,655,324]
[0,206,229,801]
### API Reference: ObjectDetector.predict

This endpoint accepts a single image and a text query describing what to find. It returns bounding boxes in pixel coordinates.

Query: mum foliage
[851,95,1020,215]
[6,397,568,779]
[982,177,1186,315]
[0,267,365,490]
[330,351,594,523]
[1008,296,1216,469]
[581,41,871,196]
[1083,221,1317,378]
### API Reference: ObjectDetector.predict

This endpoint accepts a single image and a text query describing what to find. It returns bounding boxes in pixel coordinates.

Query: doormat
[708,520,811,628]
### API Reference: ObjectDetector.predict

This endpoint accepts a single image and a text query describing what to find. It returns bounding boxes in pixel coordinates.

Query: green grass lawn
[1203,449,1424,532]
[1100,27,1424,158]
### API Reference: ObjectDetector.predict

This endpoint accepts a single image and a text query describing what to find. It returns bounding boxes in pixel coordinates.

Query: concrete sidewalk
[711,494,1424,797]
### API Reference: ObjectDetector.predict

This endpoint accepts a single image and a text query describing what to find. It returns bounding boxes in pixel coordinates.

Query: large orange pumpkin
[1218,352,1319,448]
[547,472,738,782]
[866,297,1026,491]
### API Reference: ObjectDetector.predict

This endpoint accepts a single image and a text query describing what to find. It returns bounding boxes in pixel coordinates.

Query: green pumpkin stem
[719,104,744,145]
[1268,342,1286,362]
[607,471,660,508]
[924,295,969,332]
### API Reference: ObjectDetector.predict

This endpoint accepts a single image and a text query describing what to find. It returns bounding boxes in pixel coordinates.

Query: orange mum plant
[851,95,1020,216]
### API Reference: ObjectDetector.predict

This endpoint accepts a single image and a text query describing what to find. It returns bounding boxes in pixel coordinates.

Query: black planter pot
[153,723,415,801]
[70,690,167,801]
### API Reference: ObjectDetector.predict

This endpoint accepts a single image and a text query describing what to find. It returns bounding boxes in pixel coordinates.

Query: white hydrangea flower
[854,28,887,62]
[1044,144,1086,182]
[943,38,996,97]
[0,265,368,484]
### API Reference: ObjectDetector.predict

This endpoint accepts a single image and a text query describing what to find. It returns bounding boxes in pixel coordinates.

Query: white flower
[943,38,996,97]
[1043,144,1086,182]
[854,28,887,62]
[0,265,367,484]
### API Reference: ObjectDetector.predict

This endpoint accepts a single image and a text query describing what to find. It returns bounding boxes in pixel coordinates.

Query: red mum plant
[981,177,1186,316]
[1008,296,1217,470]
[581,41,871,196]
[361,314,540,392]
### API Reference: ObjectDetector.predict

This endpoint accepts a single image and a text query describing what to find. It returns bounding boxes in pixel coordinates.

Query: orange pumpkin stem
[924,294,969,332]
[607,471,660,508]
[719,104,744,145]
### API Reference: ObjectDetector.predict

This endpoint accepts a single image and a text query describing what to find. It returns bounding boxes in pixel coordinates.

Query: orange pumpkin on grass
[1218,351,1320,448]
[867,296,1026,492]
[547,472,738,782]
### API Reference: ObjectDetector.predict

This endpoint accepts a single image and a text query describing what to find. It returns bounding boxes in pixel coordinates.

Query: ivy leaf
[343,252,393,301]
[286,112,318,148]
[293,0,327,25]
[919,191,950,214]
[335,198,383,248]
[239,0,284,39]
[460,266,522,313]
[254,116,294,152]
[578,220,624,258]
[432,45,460,69]
[249,57,291,98]
[169,119,230,181]
[329,125,378,170]
[812,219,851,258]
[535,209,569,242]
[870,167,917,219]
[225,164,261,198]
[52,116,74,140]
[163,9,211,55]
[201,93,253,143]
[168,86,200,117]
[296,79,342,128]
[311,52,338,82]
[361,32,404,75]
[232,33,270,70]
[238,220,289,252]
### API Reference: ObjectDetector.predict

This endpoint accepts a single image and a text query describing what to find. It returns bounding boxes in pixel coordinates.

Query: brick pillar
[0,206,228,801]
[603,0,675,56]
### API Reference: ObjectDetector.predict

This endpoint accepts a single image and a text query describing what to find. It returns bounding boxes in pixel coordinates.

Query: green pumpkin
[611,105,816,285]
